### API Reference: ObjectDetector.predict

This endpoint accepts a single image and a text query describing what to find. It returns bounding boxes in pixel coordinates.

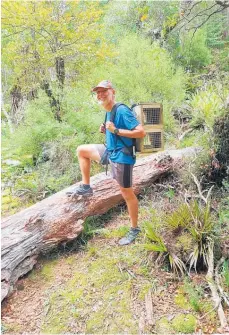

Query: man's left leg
[118,186,141,245]
[120,187,138,228]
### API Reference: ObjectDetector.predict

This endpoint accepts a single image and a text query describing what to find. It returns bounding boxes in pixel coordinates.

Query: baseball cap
[92,80,114,92]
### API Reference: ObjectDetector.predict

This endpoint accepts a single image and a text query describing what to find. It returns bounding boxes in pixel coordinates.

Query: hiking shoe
[66,184,93,197]
[118,227,141,246]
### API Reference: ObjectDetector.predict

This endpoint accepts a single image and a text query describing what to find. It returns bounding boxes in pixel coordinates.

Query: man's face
[95,88,115,107]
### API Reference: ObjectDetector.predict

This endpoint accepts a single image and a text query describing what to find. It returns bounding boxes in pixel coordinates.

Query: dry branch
[145,289,155,326]
[206,243,228,329]
[191,172,214,204]
[215,257,229,307]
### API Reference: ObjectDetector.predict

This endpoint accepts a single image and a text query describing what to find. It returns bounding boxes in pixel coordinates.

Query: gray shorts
[94,144,133,188]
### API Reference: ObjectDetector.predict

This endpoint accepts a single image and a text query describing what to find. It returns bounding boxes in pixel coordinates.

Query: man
[67,80,146,245]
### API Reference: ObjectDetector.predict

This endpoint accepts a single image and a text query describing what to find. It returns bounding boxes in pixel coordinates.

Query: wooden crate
[133,103,164,153]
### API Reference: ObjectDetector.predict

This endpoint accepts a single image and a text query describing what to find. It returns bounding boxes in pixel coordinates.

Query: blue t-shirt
[106,105,140,164]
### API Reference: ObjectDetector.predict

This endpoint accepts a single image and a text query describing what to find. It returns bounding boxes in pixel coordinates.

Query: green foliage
[222,260,229,292]
[143,199,218,274]
[155,317,172,333]
[174,290,188,309]
[143,221,167,253]
[213,112,229,184]
[62,87,104,142]
[90,33,186,133]
[171,313,197,333]
[99,226,130,239]
[2,1,112,94]
[175,278,216,322]
[183,279,203,312]
[206,12,228,49]
[114,34,186,104]
[186,201,216,271]
[190,87,225,130]
[215,47,229,71]
[175,233,194,253]
[80,210,117,243]
[174,29,212,70]
[40,261,58,280]
[8,93,67,158]
[143,221,186,276]
[2,96,77,207]
[164,202,192,229]
[1,84,105,215]
[1,192,22,216]
[178,130,206,149]
[103,1,139,38]
[156,313,197,334]
[104,0,180,43]
[164,188,175,201]
[219,198,229,226]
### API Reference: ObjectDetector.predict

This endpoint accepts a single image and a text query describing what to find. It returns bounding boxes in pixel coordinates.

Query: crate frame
[133,103,164,153]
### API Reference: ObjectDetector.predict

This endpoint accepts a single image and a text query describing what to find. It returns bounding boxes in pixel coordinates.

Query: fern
[143,222,186,276]
[164,203,192,229]
[144,221,165,246]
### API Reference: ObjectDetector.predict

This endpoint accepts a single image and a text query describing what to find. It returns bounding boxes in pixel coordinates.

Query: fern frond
[169,254,186,277]
[143,243,167,252]
[164,203,192,229]
[188,244,199,272]
[144,221,164,244]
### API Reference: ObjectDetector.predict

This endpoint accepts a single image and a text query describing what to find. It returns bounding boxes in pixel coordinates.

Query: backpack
[105,103,140,158]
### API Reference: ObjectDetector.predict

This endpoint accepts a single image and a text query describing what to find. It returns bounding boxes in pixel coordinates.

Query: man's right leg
[67,144,104,196]
[77,144,101,185]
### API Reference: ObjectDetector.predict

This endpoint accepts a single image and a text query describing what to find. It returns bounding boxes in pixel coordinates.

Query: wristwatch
[114,128,119,135]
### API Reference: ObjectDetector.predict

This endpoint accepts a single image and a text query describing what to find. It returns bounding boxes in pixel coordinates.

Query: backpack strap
[110,103,136,158]
[110,103,125,122]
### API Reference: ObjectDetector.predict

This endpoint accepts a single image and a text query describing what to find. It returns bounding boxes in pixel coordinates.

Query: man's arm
[106,122,146,139]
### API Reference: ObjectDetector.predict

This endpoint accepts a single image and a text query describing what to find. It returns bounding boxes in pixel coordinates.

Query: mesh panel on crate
[143,108,160,125]
[143,132,162,149]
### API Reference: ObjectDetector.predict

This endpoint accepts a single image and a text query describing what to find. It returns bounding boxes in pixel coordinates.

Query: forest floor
[1,181,228,335]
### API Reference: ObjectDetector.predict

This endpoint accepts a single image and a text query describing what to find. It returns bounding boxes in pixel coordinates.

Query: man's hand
[106,121,115,133]
[99,123,106,134]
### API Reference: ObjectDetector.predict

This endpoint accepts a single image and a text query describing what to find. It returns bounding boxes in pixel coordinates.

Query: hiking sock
[131,227,141,232]
[82,184,91,190]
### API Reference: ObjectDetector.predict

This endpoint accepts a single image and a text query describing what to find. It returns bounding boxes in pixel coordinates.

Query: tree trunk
[41,80,62,122]
[1,147,199,301]
[55,57,65,90]
[10,85,24,125]
[1,93,14,134]
[55,56,65,120]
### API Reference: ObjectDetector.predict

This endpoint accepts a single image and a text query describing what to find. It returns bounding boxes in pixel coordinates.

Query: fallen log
[1,147,198,301]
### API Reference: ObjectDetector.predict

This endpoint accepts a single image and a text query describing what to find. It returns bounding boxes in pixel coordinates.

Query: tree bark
[55,57,65,90]
[10,85,24,125]
[1,147,199,301]
[41,80,62,122]
[1,93,14,134]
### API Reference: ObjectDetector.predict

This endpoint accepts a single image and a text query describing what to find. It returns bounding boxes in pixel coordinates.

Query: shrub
[90,32,186,133]
[176,29,212,70]
[189,87,224,130]
[143,200,219,274]
[212,112,229,185]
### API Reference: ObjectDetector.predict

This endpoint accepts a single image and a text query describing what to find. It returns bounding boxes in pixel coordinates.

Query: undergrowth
[2,182,225,334]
